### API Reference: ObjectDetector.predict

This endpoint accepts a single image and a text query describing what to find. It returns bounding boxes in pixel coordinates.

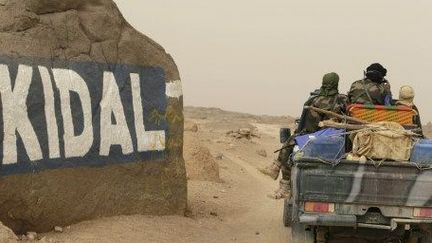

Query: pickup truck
[285,157,432,243]
[283,102,432,243]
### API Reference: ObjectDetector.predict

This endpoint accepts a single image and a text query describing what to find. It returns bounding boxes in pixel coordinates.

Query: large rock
[0,0,186,233]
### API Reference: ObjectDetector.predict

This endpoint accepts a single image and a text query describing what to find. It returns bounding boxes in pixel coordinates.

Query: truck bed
[294,159,432,208]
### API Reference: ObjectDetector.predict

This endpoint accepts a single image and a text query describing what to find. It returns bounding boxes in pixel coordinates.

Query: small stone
[239,128,251,134]
[210,211,218,216]
[26,231,37,241]
[184,208,194,218]
[255,231,260,235]
[215,153,223,160]
[54,226,63,233]
[185,123,199,132]
[213,195,219,199]
[256,149,267,157]
[38,237,52,243]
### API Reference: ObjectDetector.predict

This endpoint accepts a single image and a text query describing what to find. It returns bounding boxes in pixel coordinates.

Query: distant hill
[184,106,295,125]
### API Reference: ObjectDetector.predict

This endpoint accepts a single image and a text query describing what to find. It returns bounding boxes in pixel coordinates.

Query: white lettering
[0,64,43,164]
[99,72,133,156]
[39,66,60,159]
[53,68,94,158]
[166,80,183,98]
[130,73,165,152]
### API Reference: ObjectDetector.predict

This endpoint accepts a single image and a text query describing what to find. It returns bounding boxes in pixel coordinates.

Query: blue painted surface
[0,56,168,176]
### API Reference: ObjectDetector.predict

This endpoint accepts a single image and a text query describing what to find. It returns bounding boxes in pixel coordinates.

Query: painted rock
[0,0,186,233]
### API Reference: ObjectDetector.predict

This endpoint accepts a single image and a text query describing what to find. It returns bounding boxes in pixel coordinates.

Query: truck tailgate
[296,160,432,207]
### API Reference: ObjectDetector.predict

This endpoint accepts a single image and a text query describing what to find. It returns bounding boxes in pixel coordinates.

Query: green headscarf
[319,72,339,96]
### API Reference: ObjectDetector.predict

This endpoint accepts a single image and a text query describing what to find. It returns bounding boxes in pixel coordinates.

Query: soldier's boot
[259,160,281,180]
[267,179,291,200]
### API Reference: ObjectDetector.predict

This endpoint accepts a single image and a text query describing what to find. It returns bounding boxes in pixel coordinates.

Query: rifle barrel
[304,106,368,124]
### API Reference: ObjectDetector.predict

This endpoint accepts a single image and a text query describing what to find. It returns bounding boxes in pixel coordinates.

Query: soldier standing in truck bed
[260,72,348,199]
[348,63,392,106]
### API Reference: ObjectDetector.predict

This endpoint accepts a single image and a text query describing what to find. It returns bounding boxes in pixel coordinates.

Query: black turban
[366,63,387,83]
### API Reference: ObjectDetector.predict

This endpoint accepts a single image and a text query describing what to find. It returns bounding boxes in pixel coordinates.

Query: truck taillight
[304,202,335,213]
[413,208,432,218]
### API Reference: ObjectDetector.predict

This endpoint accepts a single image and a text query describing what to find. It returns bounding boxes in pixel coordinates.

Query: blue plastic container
[410,139,432,164]
[301,136,345,161]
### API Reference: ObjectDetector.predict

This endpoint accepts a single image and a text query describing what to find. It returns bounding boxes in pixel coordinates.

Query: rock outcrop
[184,133,220,182]
[0,0,186,233]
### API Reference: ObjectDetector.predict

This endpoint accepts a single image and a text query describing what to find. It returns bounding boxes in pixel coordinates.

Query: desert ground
[17,106,293,243]
[12,106,432,243]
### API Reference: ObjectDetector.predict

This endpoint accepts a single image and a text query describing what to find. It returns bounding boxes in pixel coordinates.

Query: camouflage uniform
[348,63,392,105]
[301,93,348,134]
[348,79,391,105]
[278,92,348,177]
[262,72,348,199]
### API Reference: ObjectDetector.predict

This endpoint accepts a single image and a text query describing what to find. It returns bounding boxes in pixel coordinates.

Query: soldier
[396,85,423,137]
[260,72,348,199]
[348,63,392,105]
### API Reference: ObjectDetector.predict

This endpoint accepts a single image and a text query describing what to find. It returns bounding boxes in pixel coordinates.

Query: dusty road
[40,107,293,243]
[32,106,432,243]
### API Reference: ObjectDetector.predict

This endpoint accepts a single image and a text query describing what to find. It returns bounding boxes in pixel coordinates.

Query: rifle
[304,106,368,124]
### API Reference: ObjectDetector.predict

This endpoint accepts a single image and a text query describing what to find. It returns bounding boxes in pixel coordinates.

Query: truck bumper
[299,214,357,227]
[299,214,432,231]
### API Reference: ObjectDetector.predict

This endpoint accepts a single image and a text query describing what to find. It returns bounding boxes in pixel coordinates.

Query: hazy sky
[115,0,432,121]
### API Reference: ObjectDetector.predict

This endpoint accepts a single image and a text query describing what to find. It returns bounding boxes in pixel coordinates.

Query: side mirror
[280,128,291,144]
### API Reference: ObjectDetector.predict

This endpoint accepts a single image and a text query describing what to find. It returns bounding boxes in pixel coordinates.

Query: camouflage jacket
[299,94,348,134]
[348,79,391,105]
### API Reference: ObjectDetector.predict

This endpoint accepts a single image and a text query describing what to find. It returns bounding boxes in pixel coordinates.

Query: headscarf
[396,85,415,106]
[319,72,339,96]
[365,63,387,83]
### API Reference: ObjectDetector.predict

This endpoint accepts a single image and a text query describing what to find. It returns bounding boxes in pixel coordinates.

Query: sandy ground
[34,107,294,243]
[22,106,424,243]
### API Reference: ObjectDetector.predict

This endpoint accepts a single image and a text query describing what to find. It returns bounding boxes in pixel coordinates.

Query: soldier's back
[348,79,386,105]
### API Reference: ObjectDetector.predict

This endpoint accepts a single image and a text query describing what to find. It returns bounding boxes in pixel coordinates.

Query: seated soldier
[396,85,423,137]
[260,72,348,199]
[348,63,392,106]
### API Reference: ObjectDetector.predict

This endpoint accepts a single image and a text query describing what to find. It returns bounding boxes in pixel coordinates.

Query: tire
[420,234,432,243]
[419,224,432,243]
[291,222,315,243]
[420,236,432,243]
[283,199,292,227]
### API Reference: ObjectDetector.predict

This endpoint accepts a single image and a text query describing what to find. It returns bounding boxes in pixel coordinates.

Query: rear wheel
[291,222,315,243]
[316,227,328,243]
[419,224,432,243]
[419,234,432,243]
[283,199,292,227]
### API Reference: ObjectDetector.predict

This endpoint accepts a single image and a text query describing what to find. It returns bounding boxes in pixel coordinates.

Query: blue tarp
[295,128,345,149]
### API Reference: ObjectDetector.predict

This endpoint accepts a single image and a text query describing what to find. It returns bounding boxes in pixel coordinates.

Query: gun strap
[361,79,374,104]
